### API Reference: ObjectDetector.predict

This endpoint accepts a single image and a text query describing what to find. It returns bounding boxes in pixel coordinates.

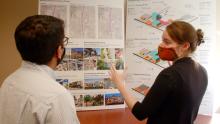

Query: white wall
[214,0,220,113]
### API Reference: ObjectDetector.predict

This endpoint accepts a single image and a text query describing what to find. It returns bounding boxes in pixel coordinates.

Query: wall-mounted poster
[39,0,125,111]
[126,0,216,116]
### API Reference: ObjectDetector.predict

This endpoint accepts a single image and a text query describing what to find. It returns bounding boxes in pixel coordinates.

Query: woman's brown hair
[166,21,204,52]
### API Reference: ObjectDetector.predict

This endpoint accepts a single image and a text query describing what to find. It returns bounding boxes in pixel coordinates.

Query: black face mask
[57,47,66,65]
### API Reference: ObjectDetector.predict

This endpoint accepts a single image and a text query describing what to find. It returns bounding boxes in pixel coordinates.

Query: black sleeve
[131,69,179,120]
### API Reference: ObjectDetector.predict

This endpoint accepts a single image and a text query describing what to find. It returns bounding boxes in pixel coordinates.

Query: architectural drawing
[98,7,122,39]
[40,4,67,25]
[70,5,96,38]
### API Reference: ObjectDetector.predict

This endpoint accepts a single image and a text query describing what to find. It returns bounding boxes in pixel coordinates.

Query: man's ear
[56,45,63,59]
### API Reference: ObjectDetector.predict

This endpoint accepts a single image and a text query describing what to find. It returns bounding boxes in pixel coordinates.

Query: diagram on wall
[126,0,215,115]
[69,5,96,39]
[134,7,198,31]
[39,4,67,31]
[39,0,125,111]
[98,7,123,39]
[133,48,168,68]
[132,84,149,96]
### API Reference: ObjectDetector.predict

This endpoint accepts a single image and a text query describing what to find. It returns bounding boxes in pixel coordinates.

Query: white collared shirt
[0,61,80,124]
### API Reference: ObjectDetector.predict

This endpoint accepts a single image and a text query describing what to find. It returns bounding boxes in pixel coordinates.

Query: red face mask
[158,46,178,61]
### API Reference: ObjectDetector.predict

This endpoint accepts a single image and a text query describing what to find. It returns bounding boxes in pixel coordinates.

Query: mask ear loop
[168,61,173,66]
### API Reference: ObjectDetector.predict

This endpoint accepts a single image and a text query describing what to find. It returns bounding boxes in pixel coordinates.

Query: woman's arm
[109,65,137,110]
[110,65,178,121]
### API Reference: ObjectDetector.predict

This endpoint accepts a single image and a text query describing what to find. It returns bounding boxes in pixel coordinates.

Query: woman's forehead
[162,31,171,40]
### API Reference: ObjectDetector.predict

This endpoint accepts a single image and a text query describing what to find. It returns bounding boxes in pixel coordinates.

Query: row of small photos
[56,77,116,90]
[72,93,124,108]
[56,48,124,71]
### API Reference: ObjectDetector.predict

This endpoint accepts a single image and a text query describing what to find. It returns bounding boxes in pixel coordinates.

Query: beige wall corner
[0,0,38,85]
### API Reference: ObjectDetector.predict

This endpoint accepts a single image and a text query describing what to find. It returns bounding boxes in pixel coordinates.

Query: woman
[109,21,207,124]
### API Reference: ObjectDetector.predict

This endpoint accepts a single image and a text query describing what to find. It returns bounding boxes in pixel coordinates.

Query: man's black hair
[14,15,64,65]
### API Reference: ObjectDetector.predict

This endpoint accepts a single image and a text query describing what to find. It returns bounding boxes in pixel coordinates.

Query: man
[0,15,80,124]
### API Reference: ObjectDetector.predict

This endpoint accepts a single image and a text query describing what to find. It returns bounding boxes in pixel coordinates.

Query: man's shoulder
[2,67,70,104]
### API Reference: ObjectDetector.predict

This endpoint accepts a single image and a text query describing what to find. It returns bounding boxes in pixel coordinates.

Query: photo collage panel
[56,48,124,71]
[56,77,116,90]
[72,93,124,108]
